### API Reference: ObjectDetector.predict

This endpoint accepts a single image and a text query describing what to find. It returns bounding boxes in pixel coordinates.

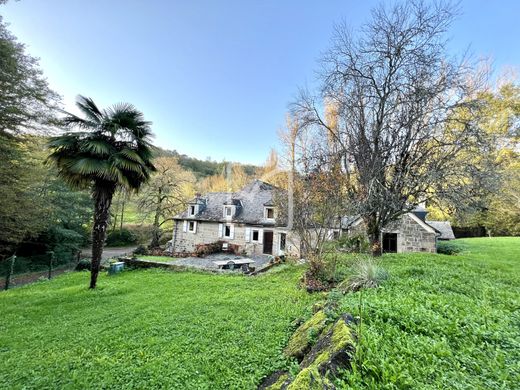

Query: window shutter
[194,221,198,234]
[245,227,251,242]
[218,223,223,238]
[183,220,188,232]
[230,224,235,239]
[258,229,263,244]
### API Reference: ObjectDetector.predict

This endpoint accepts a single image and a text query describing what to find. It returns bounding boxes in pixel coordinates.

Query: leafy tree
[47,96,155,288]
[137,157,195,248]
[0,10,59,258]
[0,14,59,134]
[0,134,52,258]
[448,81,520,234]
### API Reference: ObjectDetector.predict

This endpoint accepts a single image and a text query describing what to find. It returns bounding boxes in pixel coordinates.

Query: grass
[0,237,518,389]
[334,237,520,389]
[0,265,316,389]
[139,255,179,262]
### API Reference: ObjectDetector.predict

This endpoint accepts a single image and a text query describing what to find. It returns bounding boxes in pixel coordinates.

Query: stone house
[170,179,455,257]
[169,180,300,257]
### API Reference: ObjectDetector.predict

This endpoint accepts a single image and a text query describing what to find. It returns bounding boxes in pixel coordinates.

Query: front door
[382,233,398,253]
[263,231,273,254]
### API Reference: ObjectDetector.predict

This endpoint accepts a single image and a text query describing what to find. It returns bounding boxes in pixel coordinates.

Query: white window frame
[189,205,196,216]
[251,229,260,242]
[222,224,234,239]
[264,207,275,220]
[188,220,197,233]
[223,205,235,219]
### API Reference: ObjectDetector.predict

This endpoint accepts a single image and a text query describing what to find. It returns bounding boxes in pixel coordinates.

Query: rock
[286,367,334,390]
[300,314,356,375]
[312,301,325,314]
[262,313,356,390]
[258,371,291,390]
[284,310,328,361]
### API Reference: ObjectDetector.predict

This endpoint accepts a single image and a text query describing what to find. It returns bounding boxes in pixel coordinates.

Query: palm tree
[48,96,155,288]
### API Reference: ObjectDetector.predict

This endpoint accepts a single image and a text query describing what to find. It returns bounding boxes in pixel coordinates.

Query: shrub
[133,245,149,256]
[106,228,138,247]
[437,240,464,255]
[335,234,370,253]
[339,257,388,292]
[194,241,243,257]
[75,259,91,271]
[302,255,332,292]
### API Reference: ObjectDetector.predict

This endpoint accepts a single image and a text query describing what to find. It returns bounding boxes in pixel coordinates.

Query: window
[189,205,196,216]
[224,206,233,217]
[188,221,196,233]
[280,233,286,251]
[252,230,259,241]
[265,207,274,219]
[224,225,231,238]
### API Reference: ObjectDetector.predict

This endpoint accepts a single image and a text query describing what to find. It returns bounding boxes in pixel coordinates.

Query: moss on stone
[287,367,332,390]
[330,318,353,353]
[284,310,327,359]
[265,372,290,390]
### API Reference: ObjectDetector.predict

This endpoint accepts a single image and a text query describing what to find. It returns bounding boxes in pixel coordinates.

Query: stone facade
[172,220,300,257]
[346,213,437,253]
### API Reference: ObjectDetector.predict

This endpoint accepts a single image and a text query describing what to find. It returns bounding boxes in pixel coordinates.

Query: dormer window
[265,207,275,220]
[223,206,234,218]
[189,205,196,216]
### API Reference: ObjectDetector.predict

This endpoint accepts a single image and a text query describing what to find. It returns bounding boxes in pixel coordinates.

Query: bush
[334,234,370,253]
[133,245,149,256]
[437,240,464,255]
[106,228,138,247]
[339,257,388,292]
[194,241,243,257]
[75,259,91,271]
[302,255,332,292]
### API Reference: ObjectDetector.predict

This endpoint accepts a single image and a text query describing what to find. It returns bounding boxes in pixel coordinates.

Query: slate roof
[174,180,279,226]
[426,221,456,240]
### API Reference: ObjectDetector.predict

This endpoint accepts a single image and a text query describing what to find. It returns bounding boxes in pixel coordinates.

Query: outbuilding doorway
[382,233,398,253]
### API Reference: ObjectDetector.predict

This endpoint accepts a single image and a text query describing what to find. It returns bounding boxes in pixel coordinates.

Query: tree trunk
[120,197,125,231]
[365,214,382,257]
[149,191,162,249]
[90,182,116,289]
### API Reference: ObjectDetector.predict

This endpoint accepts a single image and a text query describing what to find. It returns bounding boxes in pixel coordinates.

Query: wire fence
[1,250,82,291]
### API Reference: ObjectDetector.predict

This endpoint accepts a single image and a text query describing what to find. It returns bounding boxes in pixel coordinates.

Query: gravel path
[150,253,272,271]
[80,246,137,261]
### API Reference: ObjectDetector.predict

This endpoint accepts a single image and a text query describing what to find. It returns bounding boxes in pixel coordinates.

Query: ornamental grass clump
[340,257,388,292]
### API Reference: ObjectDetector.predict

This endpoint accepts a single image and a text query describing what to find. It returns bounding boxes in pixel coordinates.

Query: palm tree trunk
[90,182,116,289]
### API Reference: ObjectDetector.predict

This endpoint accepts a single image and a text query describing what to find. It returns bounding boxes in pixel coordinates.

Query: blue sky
[3,0,519,164]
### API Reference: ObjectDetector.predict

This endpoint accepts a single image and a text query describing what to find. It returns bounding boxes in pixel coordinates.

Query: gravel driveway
[150,253,272,271]
[80,246,137,261]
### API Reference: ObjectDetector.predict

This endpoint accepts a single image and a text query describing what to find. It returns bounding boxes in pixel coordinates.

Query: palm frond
[49,96,155,192]
[75,95,104,124]
[80,139,114,156]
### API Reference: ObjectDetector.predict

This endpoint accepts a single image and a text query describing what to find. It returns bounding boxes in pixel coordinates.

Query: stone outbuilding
[341,206,455,254]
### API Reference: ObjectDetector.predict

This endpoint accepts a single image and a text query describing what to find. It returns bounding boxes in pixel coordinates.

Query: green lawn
[139,255,179,262]
[0,266,316,389]
[334,237,520,389]
[0,238,519,389]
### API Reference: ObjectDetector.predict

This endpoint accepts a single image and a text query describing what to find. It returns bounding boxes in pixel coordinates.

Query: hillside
[153,146,259,178]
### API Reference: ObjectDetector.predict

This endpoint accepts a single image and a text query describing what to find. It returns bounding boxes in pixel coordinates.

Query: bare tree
[292,1,488,255]
[138,157,196,248]
[277,115,346,258]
